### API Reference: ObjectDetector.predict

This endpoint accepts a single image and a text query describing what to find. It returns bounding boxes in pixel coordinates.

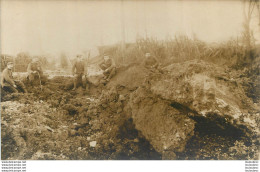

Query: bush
[105,35,257,69]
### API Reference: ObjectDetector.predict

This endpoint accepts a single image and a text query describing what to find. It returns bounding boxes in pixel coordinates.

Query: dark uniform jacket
[144,56,158,68]
[72,61,85,75]
[1,68,15,87]
[27,62,43,73]
[99,58,115,71]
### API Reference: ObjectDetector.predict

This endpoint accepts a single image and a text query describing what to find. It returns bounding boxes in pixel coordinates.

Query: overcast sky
[1,0,257,57]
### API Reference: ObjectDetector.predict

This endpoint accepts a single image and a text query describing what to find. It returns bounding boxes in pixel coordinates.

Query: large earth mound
[1,59,259,160]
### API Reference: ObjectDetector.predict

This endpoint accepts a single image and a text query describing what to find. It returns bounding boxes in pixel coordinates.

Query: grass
[107,35,258,69]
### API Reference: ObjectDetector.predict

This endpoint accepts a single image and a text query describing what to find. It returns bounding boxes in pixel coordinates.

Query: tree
[257,1,260,27]
[16,52,31,72]
[242,0,258,48]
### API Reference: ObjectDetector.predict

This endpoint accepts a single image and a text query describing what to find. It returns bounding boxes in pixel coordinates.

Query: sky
[1,0,258,57]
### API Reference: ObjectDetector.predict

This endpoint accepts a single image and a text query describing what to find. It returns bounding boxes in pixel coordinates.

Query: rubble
[90,141,97,147]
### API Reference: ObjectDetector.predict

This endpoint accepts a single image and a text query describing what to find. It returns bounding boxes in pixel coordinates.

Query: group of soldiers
[71,52,157,90]
[1,52,158,94]
[72,54,116,90]
[1,57,43,93]
[1,54,118,93]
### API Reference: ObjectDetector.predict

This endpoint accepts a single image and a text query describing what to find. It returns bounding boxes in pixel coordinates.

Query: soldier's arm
[106,58,116,71]
[99,61,104,68]
[3,70,15,86]
[152,57,159,68]
[82,62,86,75]
[111,58,116,67]
[27,63,32,73]
[38,65,43,73]
[143,59,149,68]
[84,64,88,75]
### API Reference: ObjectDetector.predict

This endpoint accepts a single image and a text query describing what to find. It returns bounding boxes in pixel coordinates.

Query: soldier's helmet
[6,62,14,68]
[103,53,110,60]
[7,62,14,65]
[76,54,83,61]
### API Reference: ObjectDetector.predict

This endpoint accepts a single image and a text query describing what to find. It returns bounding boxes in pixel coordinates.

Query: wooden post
[13,56,16,72]
[257,0,260,47]
[144,1,148,39]
[121,0,126,63]
[135,0,140,40]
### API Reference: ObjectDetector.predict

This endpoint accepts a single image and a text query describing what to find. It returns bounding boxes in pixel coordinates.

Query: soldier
[72,54,86,90]
[143,53,159,69]
[99,54,116,83]
[1,62,27,93]
[27,57,43,82]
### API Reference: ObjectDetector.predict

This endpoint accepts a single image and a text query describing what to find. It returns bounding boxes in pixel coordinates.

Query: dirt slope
[1,59,259,160]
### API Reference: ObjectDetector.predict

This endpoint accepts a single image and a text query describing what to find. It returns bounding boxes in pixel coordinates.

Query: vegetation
[104,35,259,70]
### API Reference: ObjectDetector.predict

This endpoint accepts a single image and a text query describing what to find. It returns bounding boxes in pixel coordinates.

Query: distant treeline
[1,53,49,72]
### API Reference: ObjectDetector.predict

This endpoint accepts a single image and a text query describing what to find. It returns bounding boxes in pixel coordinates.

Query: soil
[1,59,259,160]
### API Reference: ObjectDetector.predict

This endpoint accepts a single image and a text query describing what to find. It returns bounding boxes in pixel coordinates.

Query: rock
[45,126,54,132]
[89,141,97,147]
[119,95,126,101]
[87,74,104,86]
[150,60,256,130]
[162,151,177,160]
[125,60,258,159]
[87,137,91,141]
[129,87,195,155]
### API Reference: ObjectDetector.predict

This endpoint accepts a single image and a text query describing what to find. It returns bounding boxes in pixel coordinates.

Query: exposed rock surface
[129,87,195,158]
[149,60,258,133]
[125,60,258,159]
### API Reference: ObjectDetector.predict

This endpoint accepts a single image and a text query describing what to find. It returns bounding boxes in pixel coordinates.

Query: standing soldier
[99,54,116,83]
[27,57,43,83]
[1,62,27,93]
[72,54,86,90]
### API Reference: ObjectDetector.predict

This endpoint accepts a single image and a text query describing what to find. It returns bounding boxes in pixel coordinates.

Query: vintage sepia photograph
[1,0,260,161]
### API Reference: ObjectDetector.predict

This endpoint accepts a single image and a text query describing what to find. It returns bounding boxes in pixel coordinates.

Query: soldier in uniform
[72,54,87,90]
[99,54,116,83]
[143,53,159,69]
[27,57,43,82]
[1,62,27,93]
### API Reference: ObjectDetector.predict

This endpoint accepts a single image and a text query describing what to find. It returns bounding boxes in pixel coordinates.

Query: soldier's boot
[17,81,28,93]
[72,81,77,91]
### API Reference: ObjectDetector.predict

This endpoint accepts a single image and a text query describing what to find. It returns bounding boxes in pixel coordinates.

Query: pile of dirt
[150,60,258,129]
[1,76,161,160]
[106,64,149,91]
[1,59,259,160]
[131,59,259,159]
